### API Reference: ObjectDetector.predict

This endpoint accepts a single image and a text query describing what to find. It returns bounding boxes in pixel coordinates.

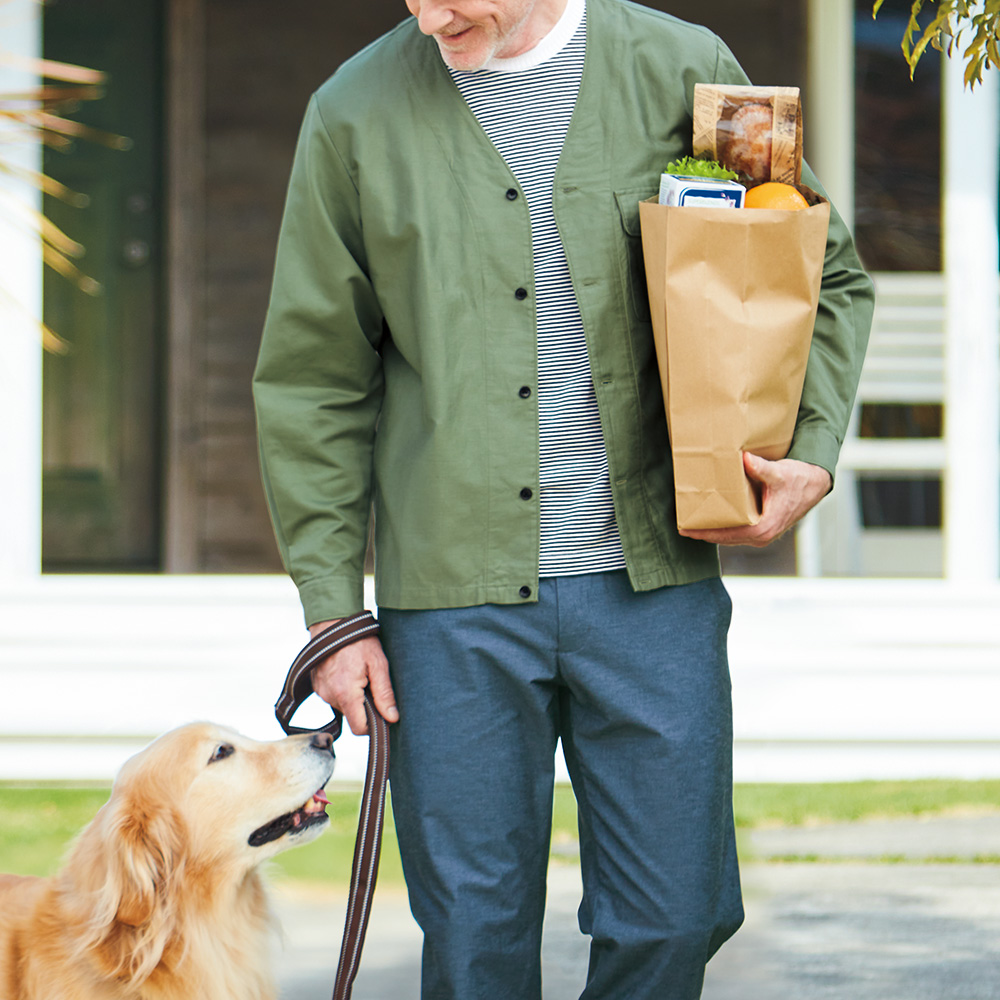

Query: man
[253,1,874,996]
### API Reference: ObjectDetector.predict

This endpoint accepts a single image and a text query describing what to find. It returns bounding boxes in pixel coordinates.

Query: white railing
[1,575,998,784]
[839,272,946,474]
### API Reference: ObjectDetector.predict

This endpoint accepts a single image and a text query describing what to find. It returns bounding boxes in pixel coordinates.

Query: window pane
[854,1,942,271]
[858,403,943,439]
[858,477,942,528]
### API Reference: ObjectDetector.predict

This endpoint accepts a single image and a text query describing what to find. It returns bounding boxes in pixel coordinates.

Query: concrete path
[745,813,1000,862]
[272,816,1000,1000]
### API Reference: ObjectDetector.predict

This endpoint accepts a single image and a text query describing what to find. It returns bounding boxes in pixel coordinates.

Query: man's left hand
[678,452,832,548]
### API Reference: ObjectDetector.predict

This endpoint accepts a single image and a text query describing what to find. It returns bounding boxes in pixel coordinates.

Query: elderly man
[253,1,874,996]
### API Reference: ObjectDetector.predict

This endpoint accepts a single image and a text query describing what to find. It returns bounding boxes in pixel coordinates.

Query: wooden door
[41,0,164,570]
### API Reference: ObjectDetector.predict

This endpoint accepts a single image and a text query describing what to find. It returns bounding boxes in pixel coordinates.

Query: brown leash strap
[274,612,389,1000]
[334,688,390,1000]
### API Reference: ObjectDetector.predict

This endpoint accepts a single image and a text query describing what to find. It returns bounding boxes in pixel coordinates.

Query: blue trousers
[380,572,743,999]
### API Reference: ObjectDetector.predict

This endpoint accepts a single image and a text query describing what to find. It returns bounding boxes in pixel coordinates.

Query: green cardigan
[253,0,875,624]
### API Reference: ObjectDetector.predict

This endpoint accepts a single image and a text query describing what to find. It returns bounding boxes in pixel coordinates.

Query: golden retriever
[0,723,335,999]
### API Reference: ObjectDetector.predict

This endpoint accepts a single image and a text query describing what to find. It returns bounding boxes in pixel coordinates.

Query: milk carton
[658,173,746,209]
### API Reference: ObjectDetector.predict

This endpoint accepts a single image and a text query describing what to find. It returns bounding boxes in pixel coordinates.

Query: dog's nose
[310,732,334,753]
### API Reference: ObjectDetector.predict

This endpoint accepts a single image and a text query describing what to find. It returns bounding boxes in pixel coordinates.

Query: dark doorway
[41,0,165,571]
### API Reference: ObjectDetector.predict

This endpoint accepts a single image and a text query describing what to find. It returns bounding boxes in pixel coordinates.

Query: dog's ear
[109,801,185,927]
[64,791,187,983]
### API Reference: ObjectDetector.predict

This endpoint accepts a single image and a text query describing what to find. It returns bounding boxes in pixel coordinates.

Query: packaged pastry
[692,84,803,187]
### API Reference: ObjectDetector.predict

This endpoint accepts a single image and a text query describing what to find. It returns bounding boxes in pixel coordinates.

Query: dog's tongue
[301,789,330,818]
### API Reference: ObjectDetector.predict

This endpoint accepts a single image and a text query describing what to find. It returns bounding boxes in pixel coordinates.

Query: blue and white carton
[658,173,746,209]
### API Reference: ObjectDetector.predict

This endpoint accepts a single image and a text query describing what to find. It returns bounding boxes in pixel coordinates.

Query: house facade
[1,0,998,781]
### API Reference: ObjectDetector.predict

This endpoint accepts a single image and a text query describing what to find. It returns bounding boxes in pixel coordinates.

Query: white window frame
[0,2,43,580]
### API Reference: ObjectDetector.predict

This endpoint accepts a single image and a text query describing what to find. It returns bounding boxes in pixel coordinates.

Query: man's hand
[679,452,832,547]
[309,621,399,735]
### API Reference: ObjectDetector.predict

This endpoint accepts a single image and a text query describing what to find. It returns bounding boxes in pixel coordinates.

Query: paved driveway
[273,839,1000,999]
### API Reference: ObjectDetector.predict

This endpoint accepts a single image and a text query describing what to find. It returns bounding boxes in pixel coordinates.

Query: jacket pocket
[614,187,657,324]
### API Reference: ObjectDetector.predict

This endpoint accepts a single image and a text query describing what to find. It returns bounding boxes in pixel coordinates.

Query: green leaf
[965,49,988,83]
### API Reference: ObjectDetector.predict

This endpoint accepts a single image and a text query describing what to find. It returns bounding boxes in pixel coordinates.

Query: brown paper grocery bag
[638,196,830,530]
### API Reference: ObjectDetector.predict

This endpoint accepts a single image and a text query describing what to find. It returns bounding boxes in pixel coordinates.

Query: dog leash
[274,611,389,1000]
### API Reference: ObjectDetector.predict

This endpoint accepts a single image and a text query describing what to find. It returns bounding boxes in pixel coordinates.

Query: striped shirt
[448,0,627,577]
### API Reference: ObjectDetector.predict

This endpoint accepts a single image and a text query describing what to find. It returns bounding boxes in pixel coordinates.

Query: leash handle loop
[273,611,389,1000]
[274,611,381,737]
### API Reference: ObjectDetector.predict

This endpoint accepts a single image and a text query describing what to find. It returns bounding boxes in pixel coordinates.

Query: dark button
[520,487,533,500]
[515,287,528,300]
[519,585,532,599]
[506,188,519,201]
[518,385,531,398]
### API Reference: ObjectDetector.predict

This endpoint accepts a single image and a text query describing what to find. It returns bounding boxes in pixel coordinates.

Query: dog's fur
[0,724,335,1000]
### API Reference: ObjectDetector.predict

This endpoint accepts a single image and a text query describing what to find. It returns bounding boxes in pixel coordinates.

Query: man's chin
[435,35,496,71]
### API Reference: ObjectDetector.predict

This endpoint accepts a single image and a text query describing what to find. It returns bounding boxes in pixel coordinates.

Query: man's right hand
[308,620,399,736]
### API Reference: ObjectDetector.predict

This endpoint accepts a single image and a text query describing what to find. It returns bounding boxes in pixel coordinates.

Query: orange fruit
[744,182,809,211]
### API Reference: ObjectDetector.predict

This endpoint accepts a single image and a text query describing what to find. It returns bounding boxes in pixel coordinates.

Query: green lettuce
[663,156,739,181]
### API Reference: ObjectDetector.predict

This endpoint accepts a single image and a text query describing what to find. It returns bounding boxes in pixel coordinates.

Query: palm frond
[41,240,101,295]
[0,157,90,207]
[1,47,123,350]
[0,51,104,85]
[29,109,131,150]
[0,283,71,355]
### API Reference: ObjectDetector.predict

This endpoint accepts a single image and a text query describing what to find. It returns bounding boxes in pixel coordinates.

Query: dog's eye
[208,743,235,763]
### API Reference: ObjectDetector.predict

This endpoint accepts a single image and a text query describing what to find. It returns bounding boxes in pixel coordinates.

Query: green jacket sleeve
[786,161,876,480]
[714,40,876,481]
[253,95,385,625]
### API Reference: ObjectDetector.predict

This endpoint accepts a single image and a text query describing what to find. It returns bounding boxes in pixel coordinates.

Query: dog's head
[61,725,335,983]
[117,723,337,866]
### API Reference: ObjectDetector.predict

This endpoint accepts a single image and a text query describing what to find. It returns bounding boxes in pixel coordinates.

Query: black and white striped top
[448,0,626,577]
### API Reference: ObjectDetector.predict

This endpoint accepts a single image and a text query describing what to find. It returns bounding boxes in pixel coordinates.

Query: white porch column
[799,0,856,577]
[0,2,43,579]
[942,57,1000,581]
[806,0,855,230]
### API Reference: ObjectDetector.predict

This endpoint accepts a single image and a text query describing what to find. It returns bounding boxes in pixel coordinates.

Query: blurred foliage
[1,21,129,351]
[873,0,1000,87]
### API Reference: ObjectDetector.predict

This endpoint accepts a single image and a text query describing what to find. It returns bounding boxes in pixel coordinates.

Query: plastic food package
[692,84,803,187]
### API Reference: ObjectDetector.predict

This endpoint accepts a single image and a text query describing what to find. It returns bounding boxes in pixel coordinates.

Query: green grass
[732,780,1000,828]
[0,786,110,876]
[2,780,998,888]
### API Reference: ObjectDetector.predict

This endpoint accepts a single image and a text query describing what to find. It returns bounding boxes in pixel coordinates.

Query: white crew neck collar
[479,0,585,74]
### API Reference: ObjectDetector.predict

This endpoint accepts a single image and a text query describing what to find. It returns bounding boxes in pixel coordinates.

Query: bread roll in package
[693,84,803,187]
